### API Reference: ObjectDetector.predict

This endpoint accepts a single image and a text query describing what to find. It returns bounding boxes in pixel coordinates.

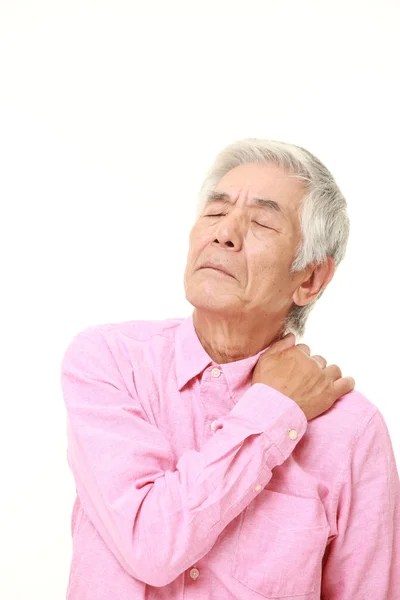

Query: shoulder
[64,316,185,349]
[308,387,382,457]
[60,316,185,370]
[316,387,395,466]
[329,387,378,424]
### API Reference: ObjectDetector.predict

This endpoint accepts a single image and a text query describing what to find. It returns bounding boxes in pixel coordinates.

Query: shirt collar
[175,313,274,400]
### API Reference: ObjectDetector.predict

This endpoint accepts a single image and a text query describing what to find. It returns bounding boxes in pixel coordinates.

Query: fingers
[295,345,328,369]
[296,343,311,355]
[325,364,356,398]
[311,355,327,368]
[298,346,328,369]
[267,332,296,355]
[268,340,354,402]
[324,364,342,380]
[333,376,356,399]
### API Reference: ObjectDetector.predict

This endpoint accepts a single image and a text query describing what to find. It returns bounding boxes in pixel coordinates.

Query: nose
[212,214,243,250]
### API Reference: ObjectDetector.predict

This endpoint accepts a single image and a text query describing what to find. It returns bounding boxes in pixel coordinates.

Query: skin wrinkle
[183,162,335,365]
[204,190,289,224]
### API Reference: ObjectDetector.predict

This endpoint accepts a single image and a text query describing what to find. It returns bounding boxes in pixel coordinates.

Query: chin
[185,287,241,313]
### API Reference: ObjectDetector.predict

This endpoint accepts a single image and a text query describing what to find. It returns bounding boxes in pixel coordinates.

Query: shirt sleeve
[321,409,400,599]
[60,328,307,588]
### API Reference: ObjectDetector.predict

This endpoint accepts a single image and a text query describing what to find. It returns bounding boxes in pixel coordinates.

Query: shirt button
[254,483,262,491]
[288,429,298,440]
[189,567,200,580]
[210,420,217,431]
[211,367,221,377]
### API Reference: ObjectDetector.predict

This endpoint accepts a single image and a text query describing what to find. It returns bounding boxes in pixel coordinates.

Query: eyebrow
[204,190,287,219]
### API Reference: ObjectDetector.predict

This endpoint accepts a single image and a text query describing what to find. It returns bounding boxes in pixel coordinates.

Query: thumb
[266,332,296,355]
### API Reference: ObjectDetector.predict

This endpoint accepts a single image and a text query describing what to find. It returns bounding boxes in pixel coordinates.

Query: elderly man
[60,138,400,599]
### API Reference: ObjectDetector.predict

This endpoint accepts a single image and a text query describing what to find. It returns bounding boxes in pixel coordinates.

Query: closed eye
[254,221,271,229]
[205,214,273,230]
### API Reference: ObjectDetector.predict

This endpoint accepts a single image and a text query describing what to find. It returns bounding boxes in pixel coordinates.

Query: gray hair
[195,138,350,339]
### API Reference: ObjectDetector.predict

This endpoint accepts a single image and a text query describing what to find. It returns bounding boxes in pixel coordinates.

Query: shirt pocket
[230,488,330,598]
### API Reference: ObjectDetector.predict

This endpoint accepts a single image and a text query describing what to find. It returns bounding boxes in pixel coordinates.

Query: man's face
[184,162,307,319]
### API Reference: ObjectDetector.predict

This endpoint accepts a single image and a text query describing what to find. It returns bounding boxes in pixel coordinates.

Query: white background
[1,1,399,597]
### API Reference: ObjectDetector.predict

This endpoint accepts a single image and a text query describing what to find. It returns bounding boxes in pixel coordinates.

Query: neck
[192,308,286,364]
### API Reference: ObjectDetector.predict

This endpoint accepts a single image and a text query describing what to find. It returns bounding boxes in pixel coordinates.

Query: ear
[292,256,335,307]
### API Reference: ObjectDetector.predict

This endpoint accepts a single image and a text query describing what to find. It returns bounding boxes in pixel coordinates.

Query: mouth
[199,266,234,278]
[197,259,236,279]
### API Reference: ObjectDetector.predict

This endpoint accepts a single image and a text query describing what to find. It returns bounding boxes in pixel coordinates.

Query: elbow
[123,542,186,587]
[142,572,180,588]
[127,560,183,588]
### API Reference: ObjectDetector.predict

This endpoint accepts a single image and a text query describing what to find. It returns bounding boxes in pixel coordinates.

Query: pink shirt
[60,314,400,599]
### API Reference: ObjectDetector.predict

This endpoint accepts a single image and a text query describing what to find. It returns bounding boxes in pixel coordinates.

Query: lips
[199,260,234,278]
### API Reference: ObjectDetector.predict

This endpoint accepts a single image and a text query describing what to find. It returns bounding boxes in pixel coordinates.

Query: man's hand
[252,333,355,421]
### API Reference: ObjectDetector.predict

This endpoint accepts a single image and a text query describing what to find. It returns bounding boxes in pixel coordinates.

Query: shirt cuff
[231,382,308,460]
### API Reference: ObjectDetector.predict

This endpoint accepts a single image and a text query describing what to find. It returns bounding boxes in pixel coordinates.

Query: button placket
[200,366,227,443]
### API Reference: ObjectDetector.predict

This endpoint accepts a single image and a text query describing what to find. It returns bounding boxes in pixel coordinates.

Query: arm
[321,409,400,599]
[60,328,307,587]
